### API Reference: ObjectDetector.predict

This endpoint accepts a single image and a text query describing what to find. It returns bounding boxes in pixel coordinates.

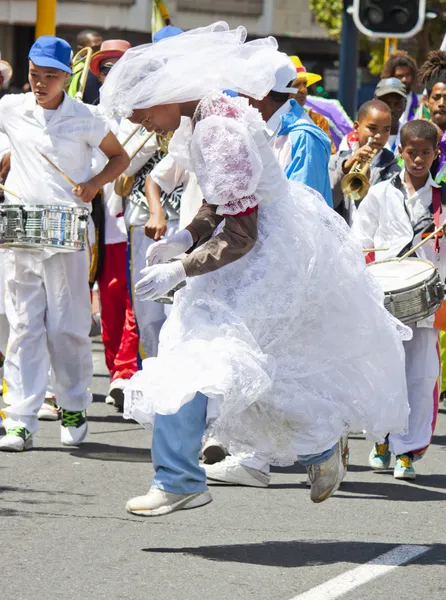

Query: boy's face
[379,92,406,126]
[289,80,308,107]
[399,137,438,180]
[98,58,119,84]
[354,108,392,150]
[130,104,181,136]
[393,66,413,93]
[29,61,69,109]
[428,83,446,132]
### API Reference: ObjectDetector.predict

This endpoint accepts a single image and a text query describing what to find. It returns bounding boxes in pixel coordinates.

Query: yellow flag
[152,0,171,40]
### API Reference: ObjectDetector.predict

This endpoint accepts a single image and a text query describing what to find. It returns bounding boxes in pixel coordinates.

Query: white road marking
[290,544,430,600]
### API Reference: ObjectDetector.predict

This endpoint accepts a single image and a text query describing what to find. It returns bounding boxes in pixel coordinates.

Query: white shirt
[151,153,203,229]
[265,100,312,137]
[401,169,436,226]
[0,92,110,208]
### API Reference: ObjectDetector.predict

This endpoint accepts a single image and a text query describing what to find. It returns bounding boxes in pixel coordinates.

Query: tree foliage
[310,0,446,76]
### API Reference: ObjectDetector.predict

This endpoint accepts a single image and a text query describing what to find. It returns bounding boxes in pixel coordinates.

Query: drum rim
[368,257,439,294]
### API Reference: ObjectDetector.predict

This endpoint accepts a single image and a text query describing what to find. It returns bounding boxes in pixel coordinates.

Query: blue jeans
[151,392,337,494]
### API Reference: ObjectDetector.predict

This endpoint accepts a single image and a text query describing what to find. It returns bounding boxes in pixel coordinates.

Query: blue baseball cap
[29,36,72,74]
[153,26,184,44]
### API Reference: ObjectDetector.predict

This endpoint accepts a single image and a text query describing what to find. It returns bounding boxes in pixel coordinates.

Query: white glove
[135,260,186,301]
[145,229,194,266]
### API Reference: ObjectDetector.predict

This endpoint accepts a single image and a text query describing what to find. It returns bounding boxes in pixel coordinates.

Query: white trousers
[128,222,178,359]
[390,326,440,458]
[3,250,93,434]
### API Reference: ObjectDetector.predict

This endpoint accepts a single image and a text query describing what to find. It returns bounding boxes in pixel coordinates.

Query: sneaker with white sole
[107,378,127,411]
[60,410,88,446]
[37,396,59,421]
[202,438,228,465]
[306,437,346,503]
[0,426,33,452]
[394,454,416,480]
[204,455,270,487]
[126,487,213,517]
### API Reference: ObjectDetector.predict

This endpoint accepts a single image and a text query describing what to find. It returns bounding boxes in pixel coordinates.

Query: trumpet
[71,47,93,102]
[114,131,156,196]
[341,137,378,203]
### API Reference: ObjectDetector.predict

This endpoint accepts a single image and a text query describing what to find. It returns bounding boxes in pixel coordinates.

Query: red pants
[97,242,139,381]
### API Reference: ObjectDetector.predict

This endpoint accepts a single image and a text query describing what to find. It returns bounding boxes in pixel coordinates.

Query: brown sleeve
[182,210,258,277]
[185,201,224,245]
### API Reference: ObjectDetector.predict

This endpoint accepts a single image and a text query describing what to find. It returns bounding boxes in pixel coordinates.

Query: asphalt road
[1,337,445,600]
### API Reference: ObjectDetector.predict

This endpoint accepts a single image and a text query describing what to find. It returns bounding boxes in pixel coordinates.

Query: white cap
[271,55,297,93]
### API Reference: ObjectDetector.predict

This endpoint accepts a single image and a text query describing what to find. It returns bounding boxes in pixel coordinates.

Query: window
[177,0,263,16]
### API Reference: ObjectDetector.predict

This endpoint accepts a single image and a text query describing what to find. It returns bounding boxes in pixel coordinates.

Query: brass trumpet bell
[114,174,135,197]
[340,170,371,202]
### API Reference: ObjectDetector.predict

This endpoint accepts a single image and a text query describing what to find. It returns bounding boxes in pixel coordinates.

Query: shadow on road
[68,442,152,463]
[142,540,445,568]
[337,477,446,501]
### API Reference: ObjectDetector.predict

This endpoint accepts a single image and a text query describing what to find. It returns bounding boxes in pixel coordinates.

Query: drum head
[368,258,436,293]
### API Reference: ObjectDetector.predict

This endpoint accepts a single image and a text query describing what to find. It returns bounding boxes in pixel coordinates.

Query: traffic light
[352,0,426,38]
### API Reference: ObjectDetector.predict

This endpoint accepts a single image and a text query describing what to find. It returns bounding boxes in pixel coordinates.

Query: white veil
[99,22,293,117]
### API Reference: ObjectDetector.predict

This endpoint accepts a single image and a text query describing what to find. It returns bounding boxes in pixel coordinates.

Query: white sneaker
[126,488,213,517]
[37,396,59,421]
[204,456,270,487]
[60,410,88,446]
[306,437,346,503]
[202,438,228,465]
[0,427,33,452]
[108,378,127,411]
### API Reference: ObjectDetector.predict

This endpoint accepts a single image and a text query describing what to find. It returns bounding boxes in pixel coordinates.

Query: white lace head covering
[99,21,295,118]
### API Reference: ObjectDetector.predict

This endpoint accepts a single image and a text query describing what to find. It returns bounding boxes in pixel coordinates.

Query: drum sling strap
[431,184,446,330]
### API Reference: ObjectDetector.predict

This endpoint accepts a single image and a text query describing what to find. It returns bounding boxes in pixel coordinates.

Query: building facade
[0,0,339,88]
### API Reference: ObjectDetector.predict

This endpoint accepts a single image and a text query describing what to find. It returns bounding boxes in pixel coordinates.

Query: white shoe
[60,410,88,446]
[306,437,346,503]
[126,488,213,517]
[108,378,127,411]
[202,438,228,465]
[37,396,59,421]
[204,456,270,487]
[0,427,33,452]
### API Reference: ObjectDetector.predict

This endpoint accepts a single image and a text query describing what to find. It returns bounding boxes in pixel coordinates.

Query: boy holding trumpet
[0,36,129,451]
[330,99,400,223]
[352,119,445,479]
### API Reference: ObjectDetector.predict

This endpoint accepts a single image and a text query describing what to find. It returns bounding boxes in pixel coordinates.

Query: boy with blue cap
[0,36,129,451]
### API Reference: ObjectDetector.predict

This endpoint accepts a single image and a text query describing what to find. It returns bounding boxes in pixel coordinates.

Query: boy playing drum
[352,120,445,479]
[0,36,129,451]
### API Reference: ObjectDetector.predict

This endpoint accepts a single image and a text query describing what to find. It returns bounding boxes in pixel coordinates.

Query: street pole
[36,0,57,39]
[384,38,398,62]
[338,0,359,120]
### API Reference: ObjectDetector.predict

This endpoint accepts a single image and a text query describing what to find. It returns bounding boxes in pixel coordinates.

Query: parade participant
[68,29,103,105]
[381,51,419,125]
[248,65,333,206]
[374,78,407,155]
[100,23,410,516]
[288,55,335,153]
[0,36,129,451]
[89,40,139,408]
[352,120,443,480]
[125,25,185,362]
[330,99,400,222]
[418,51,446,183]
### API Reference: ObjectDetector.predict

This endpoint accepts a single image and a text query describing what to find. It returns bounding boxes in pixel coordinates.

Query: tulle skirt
[125,181,410,466]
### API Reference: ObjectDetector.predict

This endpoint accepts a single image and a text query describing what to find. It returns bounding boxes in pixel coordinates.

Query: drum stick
[39,152,79,190]
[0,182,21,199]
[398,224,445,261]
[362,248,389,253]
[121,125,141,148]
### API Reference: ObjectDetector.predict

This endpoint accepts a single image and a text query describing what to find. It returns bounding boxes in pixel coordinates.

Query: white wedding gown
[124,94,410,466]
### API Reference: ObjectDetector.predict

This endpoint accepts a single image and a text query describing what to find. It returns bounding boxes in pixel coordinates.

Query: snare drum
[367,258,445,325]
[0,205,88,251]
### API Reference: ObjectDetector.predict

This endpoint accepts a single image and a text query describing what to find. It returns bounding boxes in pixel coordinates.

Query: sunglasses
[99,65,113,76]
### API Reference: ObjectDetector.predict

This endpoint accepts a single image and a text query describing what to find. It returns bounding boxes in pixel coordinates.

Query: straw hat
[0,59,13,87]
[289,55,322,88]
[90,40,131,76]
